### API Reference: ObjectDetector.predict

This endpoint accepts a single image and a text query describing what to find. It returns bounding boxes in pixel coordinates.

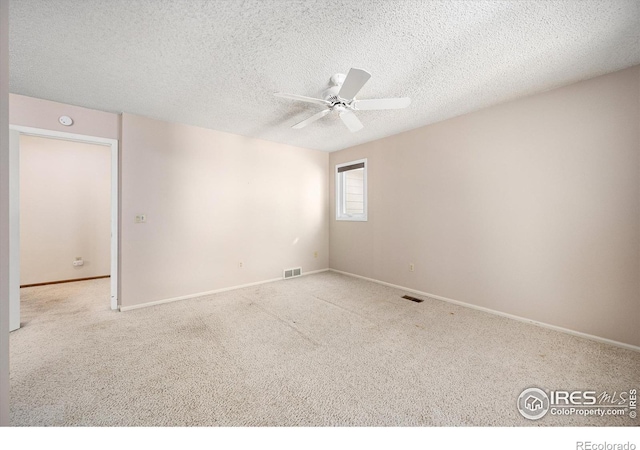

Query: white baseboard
[329,269,640,353]
[119,268,329,312]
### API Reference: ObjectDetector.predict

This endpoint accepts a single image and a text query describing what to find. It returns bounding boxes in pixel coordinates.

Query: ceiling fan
[274,68,411,132]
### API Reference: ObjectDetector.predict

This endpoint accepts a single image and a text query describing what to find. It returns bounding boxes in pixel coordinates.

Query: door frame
[9,125,119,316]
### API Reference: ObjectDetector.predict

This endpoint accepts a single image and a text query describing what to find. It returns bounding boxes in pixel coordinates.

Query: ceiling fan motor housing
[323,73,350,104]
[321,85,342,102]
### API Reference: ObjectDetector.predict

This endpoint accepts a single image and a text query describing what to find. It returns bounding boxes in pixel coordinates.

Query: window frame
[335,158,368,222]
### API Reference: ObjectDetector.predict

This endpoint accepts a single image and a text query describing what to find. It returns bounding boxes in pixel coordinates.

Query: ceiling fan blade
[354,97,411,110]
[292,109,331,129]
[339,110,364,133]
[274,92,329,106]
[337,68,371,101]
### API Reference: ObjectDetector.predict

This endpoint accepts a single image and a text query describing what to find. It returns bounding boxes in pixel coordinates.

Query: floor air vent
[283,267,302,279]
[402,295,424,303]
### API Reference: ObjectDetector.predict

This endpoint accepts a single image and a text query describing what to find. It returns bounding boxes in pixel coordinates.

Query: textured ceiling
[9,0,640,152]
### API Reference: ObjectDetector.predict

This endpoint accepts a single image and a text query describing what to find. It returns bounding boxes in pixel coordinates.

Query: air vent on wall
[283,267,302,279]
[402,295,424,303]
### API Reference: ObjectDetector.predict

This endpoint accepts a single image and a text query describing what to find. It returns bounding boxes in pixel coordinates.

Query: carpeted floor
[9,272,640,426]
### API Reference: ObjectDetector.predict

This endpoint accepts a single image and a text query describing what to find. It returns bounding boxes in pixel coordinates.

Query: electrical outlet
[409,263,415,272]
[135,214,146,223]
[314,251,318,259]
[238,262,243,268]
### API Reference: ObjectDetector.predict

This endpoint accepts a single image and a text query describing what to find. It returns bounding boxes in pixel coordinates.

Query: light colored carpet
[10,272,640,426]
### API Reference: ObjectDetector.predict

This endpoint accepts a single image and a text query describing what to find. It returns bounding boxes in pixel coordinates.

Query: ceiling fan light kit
[274,68,411,132]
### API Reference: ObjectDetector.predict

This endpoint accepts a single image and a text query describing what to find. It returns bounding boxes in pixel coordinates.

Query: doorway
[9,126,119,331]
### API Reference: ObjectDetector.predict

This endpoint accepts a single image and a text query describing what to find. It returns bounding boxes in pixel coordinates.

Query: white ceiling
[9,0,640,152]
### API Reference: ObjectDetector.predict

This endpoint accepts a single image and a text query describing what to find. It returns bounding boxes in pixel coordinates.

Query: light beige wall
[19,136,111,285]
[120,113,329,308]
[10,94,119,139]
[330,66,640,347]
[0,0,10,427]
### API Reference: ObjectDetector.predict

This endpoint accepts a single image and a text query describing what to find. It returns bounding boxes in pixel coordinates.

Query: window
[336,158,367,221]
